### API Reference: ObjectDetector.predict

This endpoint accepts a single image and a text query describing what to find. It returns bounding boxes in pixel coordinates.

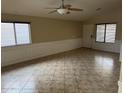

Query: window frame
[1,21,32,48]
[95,23,117,44]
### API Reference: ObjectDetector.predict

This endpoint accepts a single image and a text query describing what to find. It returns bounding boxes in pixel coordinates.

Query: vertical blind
[1,23,16,46]
[96,24,105,42]
[105,24,116,43]
[15,23,30,45]
[1,22,31,47]
[96,24,116,43]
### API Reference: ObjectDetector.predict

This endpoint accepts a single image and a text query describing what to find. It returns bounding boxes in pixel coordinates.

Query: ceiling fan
[45,0,83,15]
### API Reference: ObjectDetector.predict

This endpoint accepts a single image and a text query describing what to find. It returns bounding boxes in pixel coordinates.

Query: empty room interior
[1,0,122,93]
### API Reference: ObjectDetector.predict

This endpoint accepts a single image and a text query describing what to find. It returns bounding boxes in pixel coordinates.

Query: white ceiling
[1,0,122,21]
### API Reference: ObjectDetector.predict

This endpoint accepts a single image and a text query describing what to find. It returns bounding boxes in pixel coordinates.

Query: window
[1,22,31,47]
[96,24,105,42]
[105,24,116,43]
[96,24,116,43]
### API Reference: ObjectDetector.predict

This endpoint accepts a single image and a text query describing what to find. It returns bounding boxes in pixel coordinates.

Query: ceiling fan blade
[64,4,72,8]
[45,7,59,9]
[69,8,83,11]
[48,10,57,14]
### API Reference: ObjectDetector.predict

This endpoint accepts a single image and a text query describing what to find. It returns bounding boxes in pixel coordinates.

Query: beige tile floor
[2,48,120,93]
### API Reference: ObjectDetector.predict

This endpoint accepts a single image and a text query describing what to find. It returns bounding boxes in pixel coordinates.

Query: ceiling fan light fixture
[46,0,83,15]
[57,9,68,15]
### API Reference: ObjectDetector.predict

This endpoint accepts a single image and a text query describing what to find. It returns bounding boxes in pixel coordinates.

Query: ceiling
[1,0,122,21]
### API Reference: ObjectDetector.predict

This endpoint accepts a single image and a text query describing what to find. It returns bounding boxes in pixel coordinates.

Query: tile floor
[2,48,120,93]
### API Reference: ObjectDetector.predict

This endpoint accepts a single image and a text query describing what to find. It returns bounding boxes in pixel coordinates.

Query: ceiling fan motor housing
[57,8,69,15]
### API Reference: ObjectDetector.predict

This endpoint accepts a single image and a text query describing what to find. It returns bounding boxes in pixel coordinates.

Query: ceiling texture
[2,0,122,21]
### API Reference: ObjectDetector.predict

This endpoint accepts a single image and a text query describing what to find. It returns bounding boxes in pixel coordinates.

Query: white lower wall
[2,38,83,67]
[82,39,121,53]
[92,39,121,53]
[2,37,120,67]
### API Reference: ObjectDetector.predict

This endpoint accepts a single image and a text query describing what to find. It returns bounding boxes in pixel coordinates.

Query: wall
[2,10,122,66]
[1,14,83,66]
[2,14,82,43]
[118,45,122,93]
[82,10,122,53]
[2,38,83,66]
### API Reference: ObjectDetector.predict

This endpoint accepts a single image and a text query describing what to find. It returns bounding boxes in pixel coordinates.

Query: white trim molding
[2,38,83,67]
[118,80,122,93]
[118,63,122,93]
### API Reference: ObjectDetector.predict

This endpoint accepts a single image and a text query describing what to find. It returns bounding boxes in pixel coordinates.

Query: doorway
[82,24,94,48]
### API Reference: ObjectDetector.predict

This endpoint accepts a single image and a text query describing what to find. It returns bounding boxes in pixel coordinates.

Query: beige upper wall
[2,14,82,43]
[82,10,122,40]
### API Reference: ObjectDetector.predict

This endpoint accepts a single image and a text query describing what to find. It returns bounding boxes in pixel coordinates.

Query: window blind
[96,24,105,42]
[105,24,116,43]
